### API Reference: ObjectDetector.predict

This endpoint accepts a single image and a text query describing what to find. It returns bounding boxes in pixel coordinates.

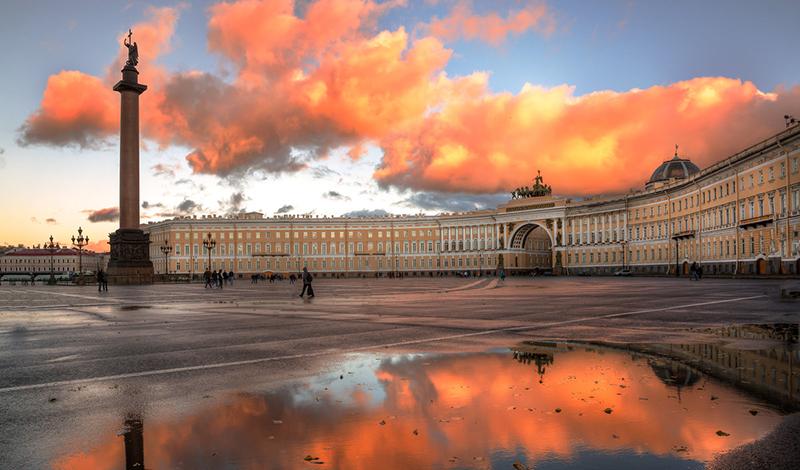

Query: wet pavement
[1,277,799,468]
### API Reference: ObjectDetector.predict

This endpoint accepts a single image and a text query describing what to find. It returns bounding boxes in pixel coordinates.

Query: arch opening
[508,223,553,274]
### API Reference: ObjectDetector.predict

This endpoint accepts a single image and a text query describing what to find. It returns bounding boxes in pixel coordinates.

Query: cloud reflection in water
[53,345,786,469]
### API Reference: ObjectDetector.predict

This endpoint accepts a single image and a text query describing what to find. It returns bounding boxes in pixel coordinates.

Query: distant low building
[0,247,106,279]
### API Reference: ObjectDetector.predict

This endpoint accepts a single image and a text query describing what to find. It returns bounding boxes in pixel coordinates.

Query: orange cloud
[375,77,800,195]
[19,0,800,196]
[18,71,116,147]
[169,1,447,175]
[426,0,555,45]
[18,7,179,149]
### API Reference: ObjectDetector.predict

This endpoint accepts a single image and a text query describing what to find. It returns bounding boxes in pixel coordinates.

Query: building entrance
[508,223,553,274]
[757,258,768,275]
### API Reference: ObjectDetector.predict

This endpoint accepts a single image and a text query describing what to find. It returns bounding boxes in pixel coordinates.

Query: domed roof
[647,146,700,186]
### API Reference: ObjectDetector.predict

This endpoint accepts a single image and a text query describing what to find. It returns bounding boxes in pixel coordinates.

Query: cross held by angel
[124,29,139,67]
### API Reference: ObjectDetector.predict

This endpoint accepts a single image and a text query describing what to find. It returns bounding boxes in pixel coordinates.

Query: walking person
[228,270,235,285]
[299,267,314,298]
[203,268,212,289]
[217,270,224,289]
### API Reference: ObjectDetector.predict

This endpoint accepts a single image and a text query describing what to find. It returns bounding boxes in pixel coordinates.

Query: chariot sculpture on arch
[124,29,139,67]
[511,170,552,199]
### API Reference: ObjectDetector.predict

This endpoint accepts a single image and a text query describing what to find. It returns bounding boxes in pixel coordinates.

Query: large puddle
[53,325,798,469]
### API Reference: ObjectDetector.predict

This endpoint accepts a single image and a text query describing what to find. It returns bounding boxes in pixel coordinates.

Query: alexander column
[107,29,154,284]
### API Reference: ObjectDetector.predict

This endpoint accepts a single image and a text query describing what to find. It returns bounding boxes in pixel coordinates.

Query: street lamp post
[160,240,173,280]
[202,233,216,273]
[71,227,89,284]
[44,235,59,285]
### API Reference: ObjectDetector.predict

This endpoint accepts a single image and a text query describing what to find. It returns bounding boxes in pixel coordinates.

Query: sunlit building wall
[0,248,105,275]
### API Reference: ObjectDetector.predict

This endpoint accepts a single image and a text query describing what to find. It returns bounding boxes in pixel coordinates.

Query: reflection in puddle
[121,415,144,469]
[54,327,798,469]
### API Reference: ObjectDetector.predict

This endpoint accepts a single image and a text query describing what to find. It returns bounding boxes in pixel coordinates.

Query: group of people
[200,267,317,297]
[689,262,704,281]
[203,269,235,289]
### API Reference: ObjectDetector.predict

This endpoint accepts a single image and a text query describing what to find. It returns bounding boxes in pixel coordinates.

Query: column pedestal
[108,229,153,284]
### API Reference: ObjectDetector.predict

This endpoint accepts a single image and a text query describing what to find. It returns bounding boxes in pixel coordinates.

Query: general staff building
[144,124,800,277]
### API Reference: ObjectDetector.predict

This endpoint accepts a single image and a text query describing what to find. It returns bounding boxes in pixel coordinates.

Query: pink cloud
[426,0,555,45]
[18,0,800,197]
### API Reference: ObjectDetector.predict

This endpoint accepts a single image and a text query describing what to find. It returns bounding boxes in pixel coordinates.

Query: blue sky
[1,0,798,247]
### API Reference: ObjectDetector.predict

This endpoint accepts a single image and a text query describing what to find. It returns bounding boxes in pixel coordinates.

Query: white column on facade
[598,214,604,243]
[503,223,509,249]
[552,220,557,247]
[586,218,590,244]
[623,211,628,241]
[570,219,575,246]
[447,226,452,251]
[601,214,605,243]
[561,217,567,246]
[468,225,472,250]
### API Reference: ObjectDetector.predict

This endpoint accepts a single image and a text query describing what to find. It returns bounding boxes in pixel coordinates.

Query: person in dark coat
[96,269,108,292]
[299,267,314,298]
[203,268,212,288]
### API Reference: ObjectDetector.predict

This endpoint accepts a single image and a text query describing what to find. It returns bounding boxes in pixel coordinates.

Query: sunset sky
[1,0,799,248]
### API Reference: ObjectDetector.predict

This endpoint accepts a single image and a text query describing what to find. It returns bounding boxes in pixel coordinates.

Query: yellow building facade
[145,124,800,278]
